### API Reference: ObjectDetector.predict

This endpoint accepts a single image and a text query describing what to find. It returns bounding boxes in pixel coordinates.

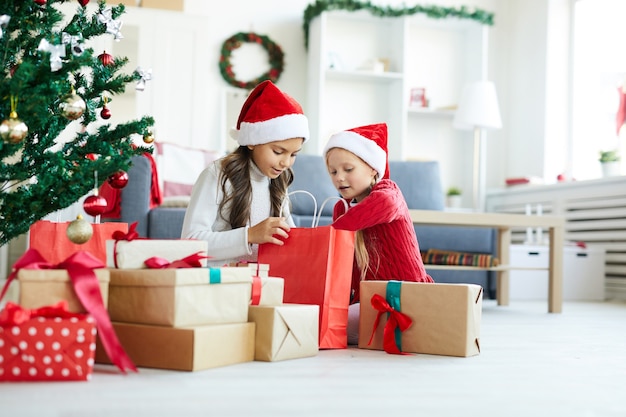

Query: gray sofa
[111,154,497,297]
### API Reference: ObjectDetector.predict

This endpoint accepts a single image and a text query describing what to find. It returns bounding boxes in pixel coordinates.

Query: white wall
[121,0,559,191]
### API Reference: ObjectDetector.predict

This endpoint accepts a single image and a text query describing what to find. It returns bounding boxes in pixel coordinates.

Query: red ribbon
[112,222,142,268]
[2,248,137,374]
[250,276,262,305]
[0,300,85,326]
[112,221,140,242]
[368,293,413,355]
[144,251,210,269]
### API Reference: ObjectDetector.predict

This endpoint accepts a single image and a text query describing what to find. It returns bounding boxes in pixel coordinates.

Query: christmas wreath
[219,32,285,90]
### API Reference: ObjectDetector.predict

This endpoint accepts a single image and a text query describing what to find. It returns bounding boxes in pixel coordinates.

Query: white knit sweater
[181,159,294,266]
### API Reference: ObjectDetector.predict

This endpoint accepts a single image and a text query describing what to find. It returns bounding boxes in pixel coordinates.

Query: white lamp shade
[453,80,502,130]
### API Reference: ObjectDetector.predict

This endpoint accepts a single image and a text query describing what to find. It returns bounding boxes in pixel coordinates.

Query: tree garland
[219,32,285,90]
[303,0,496,49]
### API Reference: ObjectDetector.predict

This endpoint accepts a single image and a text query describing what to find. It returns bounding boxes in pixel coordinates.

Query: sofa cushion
[389,160,444,211]
[148,207,186,239]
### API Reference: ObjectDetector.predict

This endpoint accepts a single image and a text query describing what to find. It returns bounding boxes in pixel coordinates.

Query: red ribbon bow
[144,251,210,269]
[0,300,84,326]
[112,221,140,242]
[1,248,137,374]
[112,222,142,268]
[368,293,413,355]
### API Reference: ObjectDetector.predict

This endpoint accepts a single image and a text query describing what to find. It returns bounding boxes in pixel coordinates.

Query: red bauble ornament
[100,106,111,120]
[108,171,129,189]
[98,51,114,66]
[35,0,46,5]
[78,0,90,6]
[85,153,99,161]
[83,195,108,216]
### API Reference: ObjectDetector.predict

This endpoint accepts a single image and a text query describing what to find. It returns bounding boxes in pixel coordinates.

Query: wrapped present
[227,262,270,278]
[359,281,482,357]
[106,224,208,269]
[248,304,319,362]
[17,269,109,313]
[95,322,255,371]
[0,301,96,382]
[107,267,253,326]
[1,249,110,314]
[248,263,270,278]
[1,249,136,374]
[250,276,284,306]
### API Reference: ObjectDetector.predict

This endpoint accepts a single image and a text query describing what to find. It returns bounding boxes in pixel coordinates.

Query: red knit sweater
[332,179,434,303]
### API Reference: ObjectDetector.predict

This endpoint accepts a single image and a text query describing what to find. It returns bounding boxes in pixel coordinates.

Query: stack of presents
[0,220,482,383]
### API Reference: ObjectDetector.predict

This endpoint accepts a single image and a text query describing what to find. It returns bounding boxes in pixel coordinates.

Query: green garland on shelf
[303,0,495,49]
[219,32,285,90]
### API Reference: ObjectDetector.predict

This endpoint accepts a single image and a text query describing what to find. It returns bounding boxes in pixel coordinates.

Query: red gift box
[0,301,97,382]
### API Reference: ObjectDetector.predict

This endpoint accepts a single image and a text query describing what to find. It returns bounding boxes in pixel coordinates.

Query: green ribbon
[209,268,221,284]
[386,280,403,352]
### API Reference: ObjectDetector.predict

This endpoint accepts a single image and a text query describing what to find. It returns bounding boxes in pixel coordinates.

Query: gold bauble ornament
[66,214,93,244]
[0,111,28,144]
[59,92,87,120]
[143,130,155,144]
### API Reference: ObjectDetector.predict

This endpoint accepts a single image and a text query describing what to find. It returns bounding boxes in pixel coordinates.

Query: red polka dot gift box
[0,301,97,382]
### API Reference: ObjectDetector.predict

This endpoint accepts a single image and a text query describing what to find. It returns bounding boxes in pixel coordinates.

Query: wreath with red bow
[218,32,284,90]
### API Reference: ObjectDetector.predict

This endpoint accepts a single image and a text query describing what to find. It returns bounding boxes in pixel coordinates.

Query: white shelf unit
[306,11,489,192]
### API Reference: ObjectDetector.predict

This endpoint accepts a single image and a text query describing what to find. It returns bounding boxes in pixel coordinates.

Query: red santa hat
[323,123,389,181]
[230,80,309,146]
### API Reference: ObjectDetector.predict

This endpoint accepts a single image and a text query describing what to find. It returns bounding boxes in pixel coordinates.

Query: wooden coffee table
[409,210,565,313]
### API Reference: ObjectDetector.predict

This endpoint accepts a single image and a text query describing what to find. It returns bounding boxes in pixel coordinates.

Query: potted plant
[599,150,621,177]
[446,186,462,208]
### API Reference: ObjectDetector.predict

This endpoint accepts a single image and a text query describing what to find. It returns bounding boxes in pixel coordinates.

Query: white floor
[2,299,626,417]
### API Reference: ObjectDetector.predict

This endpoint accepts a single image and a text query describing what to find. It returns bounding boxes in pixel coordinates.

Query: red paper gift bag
[29,220,128,264]
[258,226,355,349]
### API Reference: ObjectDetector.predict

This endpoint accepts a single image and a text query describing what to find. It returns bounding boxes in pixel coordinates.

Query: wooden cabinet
[306,11,489,192]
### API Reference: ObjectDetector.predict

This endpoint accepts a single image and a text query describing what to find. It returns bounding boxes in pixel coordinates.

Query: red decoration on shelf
[98,51,114,66]
[83,195,108,216]
[100,106,111,120]
[107,171,129,189]
[78,0,90,6]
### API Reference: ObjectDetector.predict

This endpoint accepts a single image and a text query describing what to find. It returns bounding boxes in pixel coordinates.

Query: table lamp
[453,80,502,211]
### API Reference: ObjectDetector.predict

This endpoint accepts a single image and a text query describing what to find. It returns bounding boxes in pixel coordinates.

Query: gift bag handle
[314,196,348,228]
[280,190,317,227]
[281,190,348,228]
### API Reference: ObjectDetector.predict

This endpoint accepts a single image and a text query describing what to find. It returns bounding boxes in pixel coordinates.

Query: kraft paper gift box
[0,301,97,382]
[95,321,255,371]
[248,304,319,362]
[358,281,483,357]
[106,238,208,269]
[107,267,253,326]
[250,276,284,306]
[17,268,110,314]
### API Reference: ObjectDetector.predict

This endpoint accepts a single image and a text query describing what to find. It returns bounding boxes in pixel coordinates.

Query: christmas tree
[0,0,154,246]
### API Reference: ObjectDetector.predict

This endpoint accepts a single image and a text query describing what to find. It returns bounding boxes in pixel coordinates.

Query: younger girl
[323,123,433,344]
[182,80,309,266]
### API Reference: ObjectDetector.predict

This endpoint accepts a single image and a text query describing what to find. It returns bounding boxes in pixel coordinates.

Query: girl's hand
[248,217,291,245]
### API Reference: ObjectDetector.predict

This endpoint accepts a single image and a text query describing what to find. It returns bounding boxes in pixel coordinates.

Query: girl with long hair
[182,80,308,266]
